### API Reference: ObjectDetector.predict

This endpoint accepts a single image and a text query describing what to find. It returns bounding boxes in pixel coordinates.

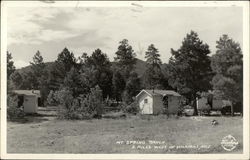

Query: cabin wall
[152,95,164,114]
[23,95,38,113]
[197,97,209,110]
[138,94,153,114]
[168,96,180,114]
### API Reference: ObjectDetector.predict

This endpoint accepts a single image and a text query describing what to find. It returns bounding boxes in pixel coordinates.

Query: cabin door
[142,98,153,114]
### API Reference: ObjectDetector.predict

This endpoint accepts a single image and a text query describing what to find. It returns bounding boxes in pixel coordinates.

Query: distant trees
[211,35,243,110]
[7,51,16,91]
[168,31,213,115]
[7,51,16,80]
[7,33,243,116]
[144,44,164,89]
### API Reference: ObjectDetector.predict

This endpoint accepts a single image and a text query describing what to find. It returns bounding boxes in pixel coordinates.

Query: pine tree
[30,50,46,88]
[80,49,113,98]
[168,31,212,115]
[56,47,77,73]
[144,44,163,89]
[211,35,243,114]
[114,39,136,79]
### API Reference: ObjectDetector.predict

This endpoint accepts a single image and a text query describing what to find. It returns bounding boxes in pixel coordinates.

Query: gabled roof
[136,89,181,98]
[13,90,40,96]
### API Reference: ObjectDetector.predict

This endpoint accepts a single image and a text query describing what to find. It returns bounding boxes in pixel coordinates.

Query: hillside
[16,58,167,77]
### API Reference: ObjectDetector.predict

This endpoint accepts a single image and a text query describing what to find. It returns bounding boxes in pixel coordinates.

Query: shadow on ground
[8,106,57,124]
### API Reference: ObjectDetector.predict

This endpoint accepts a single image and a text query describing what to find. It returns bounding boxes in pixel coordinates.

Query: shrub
[57,86,104,120]
[123,101,139,114]
[7,94,25,120]
[47,90,59,106]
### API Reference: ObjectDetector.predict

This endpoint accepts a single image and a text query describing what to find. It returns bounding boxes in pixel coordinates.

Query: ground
[7,107,243,153]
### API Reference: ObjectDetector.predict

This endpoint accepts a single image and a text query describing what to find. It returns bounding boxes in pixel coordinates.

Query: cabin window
[144,99,148,103]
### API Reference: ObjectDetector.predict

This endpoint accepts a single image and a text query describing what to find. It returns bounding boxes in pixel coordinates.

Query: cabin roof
[13,90,40,96]
[136,89,181,98]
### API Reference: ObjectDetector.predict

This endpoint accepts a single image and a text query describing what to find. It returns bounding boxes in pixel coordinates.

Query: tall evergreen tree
[30,51,48,105]
[47,48,77,91]
[114,39,136,79]
[144,44,163,89]
[30,50,46,88]
[168,31,212,115]
[80,49,113,98]
[211,35,243,113]
[56,47,77,73]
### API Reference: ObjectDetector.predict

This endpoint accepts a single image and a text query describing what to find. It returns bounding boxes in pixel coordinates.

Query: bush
[47,90,59,106]
[57,86,104,120]
[123,101,139,114]
[7,94,25,120]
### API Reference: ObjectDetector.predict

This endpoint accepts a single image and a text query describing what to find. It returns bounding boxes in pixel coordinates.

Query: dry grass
[7,113,243,153]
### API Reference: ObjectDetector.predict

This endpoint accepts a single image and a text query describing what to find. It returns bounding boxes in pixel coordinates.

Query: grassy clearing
[7,111,243,153]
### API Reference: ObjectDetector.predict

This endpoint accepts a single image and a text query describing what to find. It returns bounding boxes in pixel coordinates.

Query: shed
[13,90,41,113]
[136,89,181,115]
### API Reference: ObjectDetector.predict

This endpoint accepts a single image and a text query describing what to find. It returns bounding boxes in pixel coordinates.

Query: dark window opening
[38,97,42,107]
[17,95,24,108]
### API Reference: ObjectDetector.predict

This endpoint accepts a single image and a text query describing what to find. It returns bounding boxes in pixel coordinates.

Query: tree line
[7,31,243,115]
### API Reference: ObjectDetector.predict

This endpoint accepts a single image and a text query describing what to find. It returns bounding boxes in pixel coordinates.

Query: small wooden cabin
[136,89,181,115]
[13,90,41,113]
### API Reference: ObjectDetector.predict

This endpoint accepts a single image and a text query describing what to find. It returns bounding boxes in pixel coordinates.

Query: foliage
[211,35,243,106]
[122,72,141,104]
[168,31,213,115]
[80,49,113,98]
[30,50,46,88]
[57,86,104,120]
[56,47,77,72]
[9,71,37,90]
[144,44,164,89]
[46,48,77,92]
[114,39,136,79]
[7,94,25,120]
[47,90,59,106]
[7,51,16,80]
[9,71,22,89]
[64,67,88,98]
[123,101,139,114]
[112,70,126,101]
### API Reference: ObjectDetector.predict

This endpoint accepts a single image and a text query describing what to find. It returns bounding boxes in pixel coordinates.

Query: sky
[6,5,243,68]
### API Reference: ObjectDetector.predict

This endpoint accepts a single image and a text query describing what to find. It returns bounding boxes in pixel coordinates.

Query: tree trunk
[192,94,198,116]
[231,104,234,116]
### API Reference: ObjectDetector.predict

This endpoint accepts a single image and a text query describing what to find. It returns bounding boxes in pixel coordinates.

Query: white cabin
[13,90,41,113]
[136,89,181,115]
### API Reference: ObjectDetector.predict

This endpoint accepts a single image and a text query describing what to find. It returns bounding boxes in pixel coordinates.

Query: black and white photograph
[1,1,249,159]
